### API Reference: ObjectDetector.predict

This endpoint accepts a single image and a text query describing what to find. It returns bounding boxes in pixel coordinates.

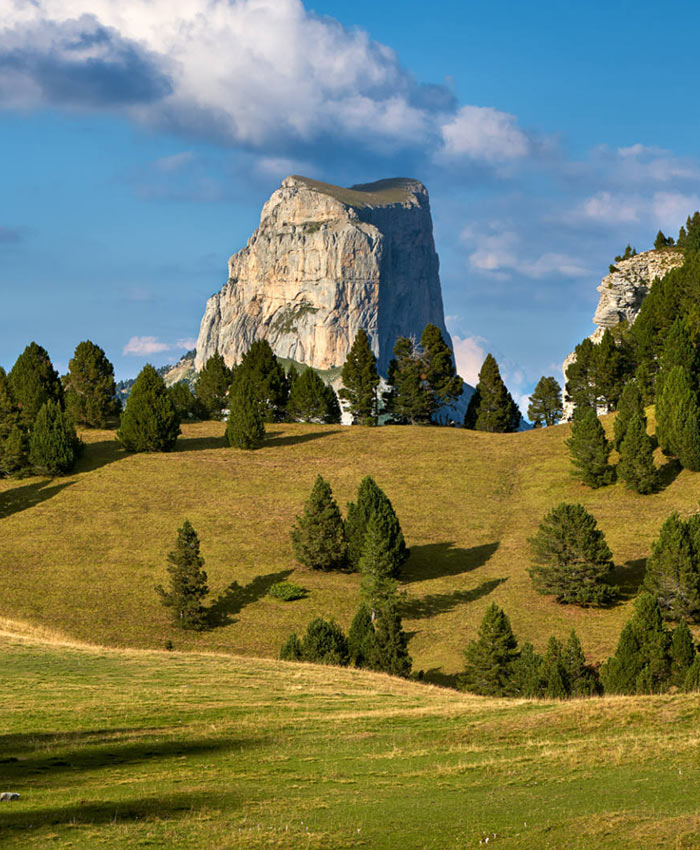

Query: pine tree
[564,337,597,411]
[528,502,616,606]
[459,603,519,696]
[527,376,563,427]
[279,633,303,661]
[28,400,82,475]
[168,381,201,421]
[359,510,401,612]
[655,365,700,469]
[366,599,412,677]
[510,641,544,697]
[541,637,568,698]
[592,329,626,411]
[9,342,63,428]
[117,364,180,452]
[63,340,118,428]
[155,519,209,630]
[347,602,375,667]
[0,367,25,476]
[300,618,349,665]
[345,476,408,572]
[617,412,659,494]
[194,352,233,420]
[601,593,671,694]
[290,475,347,570]
[226,374,265,449]
[420,323,463,412]
[613,380,644,451]
[562,630,599,696]
[287,367,340,424]
[234,339,288,422]
[644,512,700,620]
[338,329,380,426]
[684,656,700,691]
[464,354,520,432]
[566,405,615,488]
[671,620,696,687]
[383,337,432,424]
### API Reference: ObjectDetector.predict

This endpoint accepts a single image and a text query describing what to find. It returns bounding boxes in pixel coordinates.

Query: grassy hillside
[2,627,700,849]
[0,417,696,678]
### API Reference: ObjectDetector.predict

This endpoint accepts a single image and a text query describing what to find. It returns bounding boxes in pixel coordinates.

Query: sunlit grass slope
[2,630,700,849]
[0,416,697,676]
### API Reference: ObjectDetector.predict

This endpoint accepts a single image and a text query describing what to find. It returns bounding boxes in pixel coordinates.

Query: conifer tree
[528,502,616,606]
[613,380,644,451]
[644,512,700,620]
[347,602,376,667]
[366,599,412,677]
[63,340,118,428]
[194,352,233,420]
[671,620,696,687]
[287,367,341,423]
[565,337,597,411]
[383,337,432,424]
[601,593,671,694]
[541,637,568,698]
[345,476,408,572]
[168,381,201,420]
[338,329,380,426]
[279,633,303,661]
[155,519,209,630]
[657,318,698,396]
[226,374,265,449]
[510,641,544,697]
[655,365,700,469]
[527,376,563,427]
[562,630,599,696]
[234,339,288,422]
[290,475,347,570]
[464,354,520,432]
[0,367,25,476]
[359,510,401,613]
[420,323,463,411]
[683,655,700,691]
[117,364,180,452]
[566,405,615,488]
[28,400,82,475]
[9,342,63,428]
[592,329,626,410]
[459,603,519,696]
[617,412,659,494]
[300,618,349,665]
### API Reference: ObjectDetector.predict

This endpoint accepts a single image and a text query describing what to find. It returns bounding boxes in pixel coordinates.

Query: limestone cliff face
[194,175,451,374]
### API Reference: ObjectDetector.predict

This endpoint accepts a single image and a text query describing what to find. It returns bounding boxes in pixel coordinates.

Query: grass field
[0,417,697,678]
[2,627,700,849]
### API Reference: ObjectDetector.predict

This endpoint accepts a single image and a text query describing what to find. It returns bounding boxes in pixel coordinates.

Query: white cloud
[176,337,196,350]
[651,191,700,229]
[578,191,641,224]
[123,336,171,356]
[451,335,486,385]
[464,228,587,279]
[154,152,194,173]
[438,105,530,162]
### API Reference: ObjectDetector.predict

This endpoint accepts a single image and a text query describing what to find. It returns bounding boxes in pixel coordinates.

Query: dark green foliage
[358,510,403,612]
[566,405,615,488]
[28,400,82,475]
[168,382,201,421]
[300,618,349,665]
[671,620,696,687]
[654,230,674,250]
[564,338,597,411]
[655,365,700,470]
[592,329,627,410]
[384,337,432,425]
[155,520,209,630]
[464,354,520,432]
[234,340,288,422]
[683,656,700,691]
[338,329,380,426]
[226,374,265,449]
[9,342,63,428]
[63,340,118,428]
[562,630,599,696]
[510,641,544,697]
[617,412,659,494]
[459,603,519,696]
[541,637,568,698]
[290,475,347,570]
[419,323,463,410]
[268,581,307,601]
[0,367,26,476]
[528,502,616,606]
[345,476,408,572]
[117,364,180,452]
[365,600,412,677]
[194,353,233,420]
[678,211,700,257]
[347,603,375,667]
[527,376,562,427]
[614,244,636,262]
[601,593,671,694]
[613,380,644,450]
[287,367,340,424]
[279,633,303,660]
[644,512,700,621]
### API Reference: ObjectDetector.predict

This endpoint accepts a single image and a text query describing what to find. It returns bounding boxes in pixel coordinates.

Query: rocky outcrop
[194,175,452,374]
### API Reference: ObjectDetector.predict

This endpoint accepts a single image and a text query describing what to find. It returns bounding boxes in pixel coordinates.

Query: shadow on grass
[658,458,682,490]
[400,578,508,619]
[73,437,128,473]
[0,789,241,831]
[207,569,294,627]
[401,541,500,584]
[264,429,342,448]
[0,479,74,519]
[0,727,153,755]
[610,558,647,601]
[175,433,228,452]
[421,668,461,690]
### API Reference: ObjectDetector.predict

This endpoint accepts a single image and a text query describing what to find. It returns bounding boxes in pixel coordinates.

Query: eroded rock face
[194,175,451,374]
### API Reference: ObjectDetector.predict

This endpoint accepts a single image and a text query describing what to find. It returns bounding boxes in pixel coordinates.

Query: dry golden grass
[0,416,697,677]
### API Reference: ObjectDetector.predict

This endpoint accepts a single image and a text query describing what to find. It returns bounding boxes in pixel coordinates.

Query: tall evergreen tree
[194,352,233,420]
[459,603,519,696]
[617,412,659,494]
[644,512,700,621]
[655,365,700,470]
[234,340,288,422]
[464,354,520,432]
[0,367,25,476]
[339,329,380,426]
[155,519,209,630]
[562,630,599,696]
[168,381,201,421]
[613,380,644,451]
[359,510,401,613]
[540,636,568,698]
[510,641,544,697]
[383,337,432,424]
[63,340,118,428]
[28,400,82,475]
[420,323,463,412]
[345,476,408,572]
[226,373,265,449]
[592,329,626,410]
[347,602,376,667]
[566,405,615,488]
[117,364,180,452]
[290,475,347,570]
[366,599,412,677]
[528,502,616,606]
[8,342,63,428]
[527,376,563,427]
[287,367,340,424]
[564,337,597,411]
[671,620,696,687]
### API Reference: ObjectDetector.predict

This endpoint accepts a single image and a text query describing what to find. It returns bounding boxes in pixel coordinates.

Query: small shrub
[268,581,307,601]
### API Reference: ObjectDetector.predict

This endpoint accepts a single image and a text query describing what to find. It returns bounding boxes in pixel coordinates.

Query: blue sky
[2,0,700,411]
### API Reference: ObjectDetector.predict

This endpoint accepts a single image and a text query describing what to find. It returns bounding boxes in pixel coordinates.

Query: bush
[268,581,307,601]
